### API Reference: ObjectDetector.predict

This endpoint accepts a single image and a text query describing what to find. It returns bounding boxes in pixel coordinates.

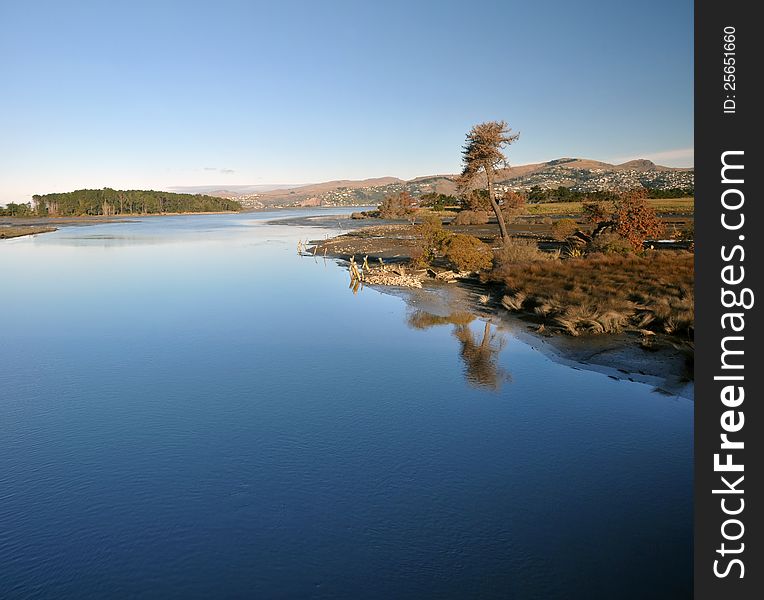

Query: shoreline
[0,206,364,231]
[0,206,362,238]
[287,212,694,393]
[0,210,245,238]
[1,210,241,225]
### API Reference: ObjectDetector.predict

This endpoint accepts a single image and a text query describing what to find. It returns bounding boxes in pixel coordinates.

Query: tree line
[0,202,35,217]
[375,183,690,221]
[0,189,242,217]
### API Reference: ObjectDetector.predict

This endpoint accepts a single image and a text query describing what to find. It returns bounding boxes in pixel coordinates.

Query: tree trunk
[480,322,492,349]
[485,162,509,244]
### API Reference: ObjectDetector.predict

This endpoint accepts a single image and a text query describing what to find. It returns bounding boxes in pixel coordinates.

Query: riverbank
[284,212,694,390]
[307,221,693,337]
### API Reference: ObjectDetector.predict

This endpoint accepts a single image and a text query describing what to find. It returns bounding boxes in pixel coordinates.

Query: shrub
[378,191,417,219]
[461,189,492,211]
[613,190,664,251]
[454,210,490,225]
[582,200,610,224]
[679,221,694,242]
[412,216,450,266]
[501,190,526,222]
[419,192,455,211]
[409,246,427,267]
[551,218,578,240]
[588,232,634,255]
[445,234,493,272]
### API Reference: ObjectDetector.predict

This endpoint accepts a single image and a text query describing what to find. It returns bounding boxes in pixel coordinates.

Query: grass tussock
[493,237,551,267]
[495,250,694,338]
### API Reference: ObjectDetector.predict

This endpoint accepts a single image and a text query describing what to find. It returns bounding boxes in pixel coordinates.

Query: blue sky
[0,0,693,203]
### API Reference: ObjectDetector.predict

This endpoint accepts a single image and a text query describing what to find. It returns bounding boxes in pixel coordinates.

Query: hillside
[232,158,693,208]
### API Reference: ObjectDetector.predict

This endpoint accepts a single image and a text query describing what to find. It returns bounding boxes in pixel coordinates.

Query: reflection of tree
[407,311,510,390]
[407,311,475,330]
[453,322,509,390]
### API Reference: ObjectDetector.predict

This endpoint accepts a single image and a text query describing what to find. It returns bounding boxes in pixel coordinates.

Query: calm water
[0,211,692,599]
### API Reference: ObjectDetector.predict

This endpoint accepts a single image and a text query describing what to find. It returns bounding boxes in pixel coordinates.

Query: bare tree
[458,121,520,244]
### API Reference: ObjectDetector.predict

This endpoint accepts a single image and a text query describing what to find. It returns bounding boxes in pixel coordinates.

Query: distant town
[228,157,694,209]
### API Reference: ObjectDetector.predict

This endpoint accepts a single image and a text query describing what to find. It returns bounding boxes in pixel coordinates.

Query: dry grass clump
[496,251,694,338]
[587,232,634,255]
[453,210,490,225]
[493,237,553,273]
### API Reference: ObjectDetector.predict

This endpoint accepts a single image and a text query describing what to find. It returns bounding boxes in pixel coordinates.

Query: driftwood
[363,267,423,288]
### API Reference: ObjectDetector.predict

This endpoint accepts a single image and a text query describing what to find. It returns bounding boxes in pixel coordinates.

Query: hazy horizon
[0,0,693,204]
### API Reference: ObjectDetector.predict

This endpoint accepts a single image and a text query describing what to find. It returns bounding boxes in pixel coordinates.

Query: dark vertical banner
[695,1,761,598]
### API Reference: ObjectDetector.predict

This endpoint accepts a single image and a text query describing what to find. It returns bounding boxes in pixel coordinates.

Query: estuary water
[0,211,692,599]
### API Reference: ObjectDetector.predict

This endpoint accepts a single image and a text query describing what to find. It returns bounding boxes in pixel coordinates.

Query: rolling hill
[211,158,693,209]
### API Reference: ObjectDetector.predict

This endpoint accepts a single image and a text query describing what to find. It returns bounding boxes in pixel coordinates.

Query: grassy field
[491,250,694,339]
[525,197,694,216]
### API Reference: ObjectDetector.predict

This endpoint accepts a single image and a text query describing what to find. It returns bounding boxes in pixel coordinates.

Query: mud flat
[0,225,57,239]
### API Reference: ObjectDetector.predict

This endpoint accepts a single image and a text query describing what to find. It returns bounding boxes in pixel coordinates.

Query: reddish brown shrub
[613,190,664,251]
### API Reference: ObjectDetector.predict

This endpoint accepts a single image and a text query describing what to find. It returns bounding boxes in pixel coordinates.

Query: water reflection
[408,311,510,390]
[0,211,693,597]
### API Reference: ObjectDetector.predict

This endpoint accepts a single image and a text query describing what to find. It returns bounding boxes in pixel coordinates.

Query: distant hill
[615,159,669,171]
[235,158,693,208]
[260,177,403,198]
[170,184,300,196]
[200,190,246,199]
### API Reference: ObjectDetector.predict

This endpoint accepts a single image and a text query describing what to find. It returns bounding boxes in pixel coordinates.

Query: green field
[526,197,694,216]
